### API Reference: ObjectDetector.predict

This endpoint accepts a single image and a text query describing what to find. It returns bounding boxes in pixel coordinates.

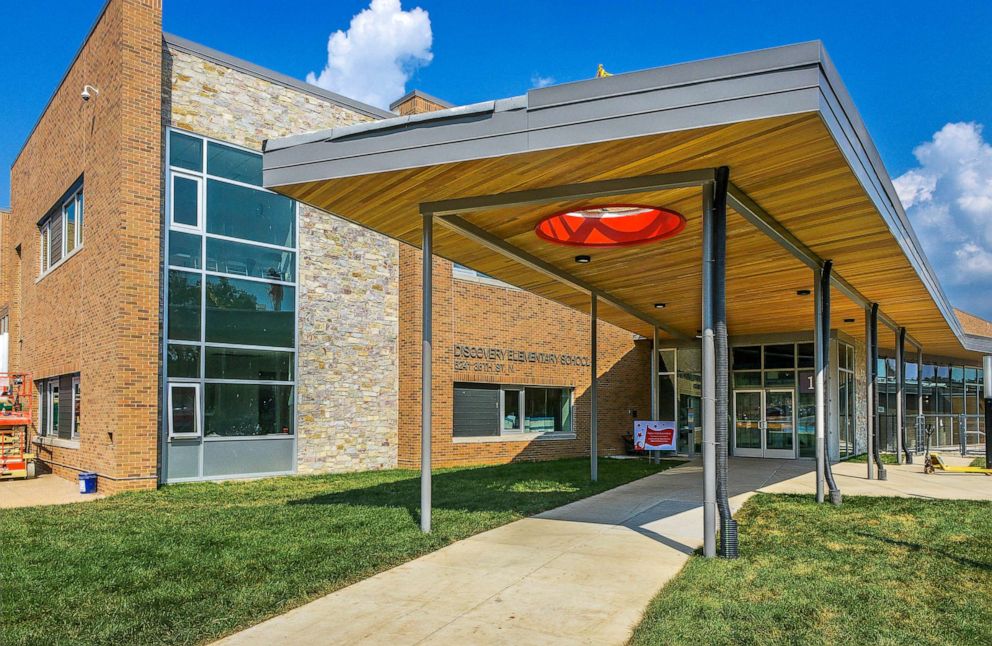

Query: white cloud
[531,74,555,89]
[895,122,992,316]
[306,0,433,110]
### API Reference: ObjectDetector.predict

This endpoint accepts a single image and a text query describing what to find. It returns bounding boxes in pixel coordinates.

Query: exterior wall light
[536,204,685,247]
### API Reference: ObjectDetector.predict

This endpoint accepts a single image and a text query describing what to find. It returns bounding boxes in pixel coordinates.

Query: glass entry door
[734,389,797,458]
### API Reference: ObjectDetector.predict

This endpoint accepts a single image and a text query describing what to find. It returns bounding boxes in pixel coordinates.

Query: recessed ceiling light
[844,318,855,323]
[574,255,591,263]
[654,303,667,309]
[796,289,811,296]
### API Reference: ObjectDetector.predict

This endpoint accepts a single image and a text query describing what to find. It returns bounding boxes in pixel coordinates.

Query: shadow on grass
[287,458,678,527]
[855,530,992,572]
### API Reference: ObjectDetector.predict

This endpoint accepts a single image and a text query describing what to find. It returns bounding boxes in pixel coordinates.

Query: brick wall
[7,0,164,493]
[397,247,650,468]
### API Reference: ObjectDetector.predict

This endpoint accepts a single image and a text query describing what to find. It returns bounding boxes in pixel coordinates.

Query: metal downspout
[713,166,737,558]
[820,261,841,504]
[870,303,887,480]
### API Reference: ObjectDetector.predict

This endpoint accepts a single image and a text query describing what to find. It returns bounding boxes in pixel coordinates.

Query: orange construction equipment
[0,374,35,480]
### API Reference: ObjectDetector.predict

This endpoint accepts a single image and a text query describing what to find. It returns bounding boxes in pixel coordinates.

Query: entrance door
[734,390,764,457]
[734,389,797,458]
[764,389,796,458]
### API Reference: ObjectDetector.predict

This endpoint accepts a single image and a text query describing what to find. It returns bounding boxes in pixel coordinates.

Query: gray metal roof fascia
[812,61,966,346]
[962,334,992,354]
[163,33,394,120]
[525,40,823,110]
[389,89,455,111]
[262,60,822,188]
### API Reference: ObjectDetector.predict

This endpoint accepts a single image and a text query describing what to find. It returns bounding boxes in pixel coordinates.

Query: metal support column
[917,345,925,455]
[814,265,826,503]
[651,326,659,464]
[420,213,433,533]
[701,181,717,559]
[865,307,874,480]
[896,327,909,464]
[591,294,598,482]
[870,303,887,480]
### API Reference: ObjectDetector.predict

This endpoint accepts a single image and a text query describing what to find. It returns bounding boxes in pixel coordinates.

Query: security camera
[81,85,99,101]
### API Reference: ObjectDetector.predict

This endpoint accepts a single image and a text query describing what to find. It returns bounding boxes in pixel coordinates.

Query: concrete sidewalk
[0,473,103,508]
[214,459,810,646]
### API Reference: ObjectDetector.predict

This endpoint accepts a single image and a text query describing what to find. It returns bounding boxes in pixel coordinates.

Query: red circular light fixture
[535,204,686,247]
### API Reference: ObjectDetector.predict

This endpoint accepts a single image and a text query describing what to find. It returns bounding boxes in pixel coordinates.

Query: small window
[169,383,201,438]
[171,174,201,229]
[38,185,83,275]
[207,141,263,186]
[170,131,203,172]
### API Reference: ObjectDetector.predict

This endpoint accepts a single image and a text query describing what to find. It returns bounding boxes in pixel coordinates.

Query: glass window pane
[658,349,676,373]
[169,230,201,269]
[77,193,84,245]
[207,142,262,185]
[206,237,295,282]
[205,347,293,381]
[659,374,675,421]
[734,371,762,388]
[503,389,521,430]
[173,176,199,227]
[765,370,795,387]
[65,199,77,253]
[170,131,203,171]
[525,387,566,433]
[797,343,814,369]
[206,180,295,247]
[732,346,761,370]
[73,380,81,437]
[764,344,795,369]
[50,384,59,435]
[204,383,293,436]
[170,386,199,435]
[168,344,200,378]
[168,270,201,341]
[205,276,295,347]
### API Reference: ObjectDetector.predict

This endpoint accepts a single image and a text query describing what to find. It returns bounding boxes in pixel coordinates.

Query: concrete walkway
[214,455,992,646]
[0,473,102,508]
[214,458,811,646]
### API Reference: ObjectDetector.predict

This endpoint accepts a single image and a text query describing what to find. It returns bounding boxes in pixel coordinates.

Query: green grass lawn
[0,458,675,646]
[631,494,992,646]
[844,452,899,464]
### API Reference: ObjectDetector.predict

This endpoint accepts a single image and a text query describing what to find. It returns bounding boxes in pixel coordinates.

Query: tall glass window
[165,130,297,456]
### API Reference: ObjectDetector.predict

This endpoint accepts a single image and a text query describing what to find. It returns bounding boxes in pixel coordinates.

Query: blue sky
[2,0,992,315]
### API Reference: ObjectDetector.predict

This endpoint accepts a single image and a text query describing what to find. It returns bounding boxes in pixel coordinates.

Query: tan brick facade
[6,0,164,493]
[397,247,650,468]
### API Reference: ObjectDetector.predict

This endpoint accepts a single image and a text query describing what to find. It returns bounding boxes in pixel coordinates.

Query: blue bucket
[78,472,98,494]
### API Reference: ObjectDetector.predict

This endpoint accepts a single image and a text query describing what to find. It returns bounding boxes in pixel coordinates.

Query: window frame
[38,185,84,277]
[453,382,574,439]
[169,171,203,232]
[168,382,201,439]
[45,379,59,437]
[162,128,300,459]
[71,376,81,439]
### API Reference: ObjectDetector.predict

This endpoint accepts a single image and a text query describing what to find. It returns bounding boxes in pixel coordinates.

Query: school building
[2,0,989,499]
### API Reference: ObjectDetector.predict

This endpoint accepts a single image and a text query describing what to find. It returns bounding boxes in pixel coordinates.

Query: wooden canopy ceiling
[273,111,979,361]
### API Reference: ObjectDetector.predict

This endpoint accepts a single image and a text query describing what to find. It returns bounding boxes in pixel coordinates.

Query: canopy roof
[264,41,989,361]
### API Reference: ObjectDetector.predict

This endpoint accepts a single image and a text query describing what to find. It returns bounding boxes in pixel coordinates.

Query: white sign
[633,420,677,452]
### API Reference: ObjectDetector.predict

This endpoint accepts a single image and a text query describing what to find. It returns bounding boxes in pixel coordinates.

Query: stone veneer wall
[165,45,399,474]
